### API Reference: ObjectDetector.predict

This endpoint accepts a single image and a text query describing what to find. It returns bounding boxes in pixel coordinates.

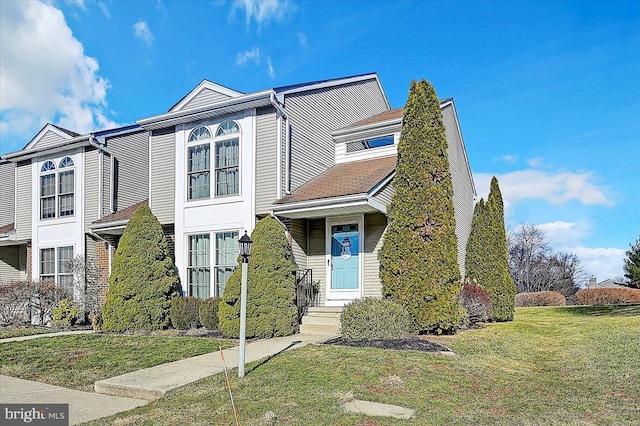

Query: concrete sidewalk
[0,329,95,343]
[94,333,332,400]
[0,375,147,425]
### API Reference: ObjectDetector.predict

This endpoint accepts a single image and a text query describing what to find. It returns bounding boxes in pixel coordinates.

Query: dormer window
[346,135,395,153]
[40,156,74,219]
[187,121,240,200]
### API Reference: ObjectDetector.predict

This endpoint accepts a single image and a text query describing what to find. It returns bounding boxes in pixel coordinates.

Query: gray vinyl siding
[442,104,475,278]
[150,128,175,224]
[0,246,27,283]
[85,234,97,260]
[102,153,110,216]
[371,181,394,207]
[363,213,386,298]
[307,218,326,305]
[255,107,278,214]
[84,148,100,230]
[290,219,307,268]
[30,130,67,150]
[181,88,233,110]
[0,161,15,226]
[284,79,389,192]
[15,161,32,240]
[106,130,148,212]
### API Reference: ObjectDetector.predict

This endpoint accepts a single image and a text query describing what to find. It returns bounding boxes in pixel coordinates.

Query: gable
[23,124,77,151]
[170,81,243,112]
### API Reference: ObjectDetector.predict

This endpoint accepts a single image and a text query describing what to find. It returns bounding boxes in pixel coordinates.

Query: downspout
[269,93,292,195]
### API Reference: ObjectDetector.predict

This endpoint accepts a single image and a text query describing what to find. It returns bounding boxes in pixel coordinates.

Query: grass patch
[85,306,639,425]
[0,327,54,339]
[0,334,236,391]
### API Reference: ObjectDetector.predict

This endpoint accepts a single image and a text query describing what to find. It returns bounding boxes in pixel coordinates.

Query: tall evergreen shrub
[218,216,298,338]
[465,177,516,321]
[102,205,180,332]
[379,79,463,334]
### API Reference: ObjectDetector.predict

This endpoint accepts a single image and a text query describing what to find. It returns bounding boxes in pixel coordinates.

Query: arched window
[187,120,240,200]
[59,157,74,168]
[41,161,56,172]
[40,157,74,219]
[188,126,211,142]
[216,121,239,136]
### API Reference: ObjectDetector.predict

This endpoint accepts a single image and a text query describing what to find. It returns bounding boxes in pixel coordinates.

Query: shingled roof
[92,200,147,225]
[276,156,396,205]
[343,108,403,130]
[0,223,15,234]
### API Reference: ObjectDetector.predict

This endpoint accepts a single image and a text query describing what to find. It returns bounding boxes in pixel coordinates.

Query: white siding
[255,107,278,214]
[0,161,15,226]
[181,88,234,110]
[15,161,32,240]
[150,128,175,224]
[284,79,389,192]
[371,181,394,207]
[290,218,307,268]
[442,104,475,278]
[363,213,386,298]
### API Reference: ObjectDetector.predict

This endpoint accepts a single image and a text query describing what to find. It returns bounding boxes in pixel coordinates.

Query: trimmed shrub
[379,79,463,334]
[460,282,493,324]
[51,298,82,330]
[199,297,221,330]
[102,205,180,332]
[340,298,415,339]
[170,297,200,330]
[515,291,566,307]
[218,217,298,339]
[575,288,640,306]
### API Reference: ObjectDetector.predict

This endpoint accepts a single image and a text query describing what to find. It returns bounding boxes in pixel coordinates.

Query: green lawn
[0,334,236,392]
[0,327,54,339]
[84,305,639,425]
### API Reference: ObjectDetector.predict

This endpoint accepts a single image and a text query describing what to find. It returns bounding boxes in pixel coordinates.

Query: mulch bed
[323,336,452,353]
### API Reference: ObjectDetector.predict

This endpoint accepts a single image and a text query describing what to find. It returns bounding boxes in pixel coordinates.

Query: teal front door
[330,223,360,296]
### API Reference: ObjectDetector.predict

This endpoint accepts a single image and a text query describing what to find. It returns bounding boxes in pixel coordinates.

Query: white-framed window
[40,246,74,296]
[40,157,74,219]
[186,121,240,201]
[187,231,239,298]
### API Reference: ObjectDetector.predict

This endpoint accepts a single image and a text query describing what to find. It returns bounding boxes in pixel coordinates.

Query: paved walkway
[1,332,334,424]
[0,329,95,343]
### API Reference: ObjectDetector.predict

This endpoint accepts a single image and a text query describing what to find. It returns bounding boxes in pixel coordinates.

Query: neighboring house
[589,278,630,289]
[0,72,475,310]
[0,123,148,303]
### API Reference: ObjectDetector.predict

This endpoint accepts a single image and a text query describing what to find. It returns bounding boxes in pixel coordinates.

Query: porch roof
[90,200,147,235]
[272,156,396,218]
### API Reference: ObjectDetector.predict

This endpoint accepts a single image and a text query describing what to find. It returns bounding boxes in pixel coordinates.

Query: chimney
[589,275,596,288]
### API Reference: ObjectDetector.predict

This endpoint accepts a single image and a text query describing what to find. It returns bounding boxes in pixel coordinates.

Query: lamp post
[237,230,252,378]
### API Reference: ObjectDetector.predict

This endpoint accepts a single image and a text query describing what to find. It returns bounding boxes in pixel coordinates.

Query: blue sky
[1,0,638,281]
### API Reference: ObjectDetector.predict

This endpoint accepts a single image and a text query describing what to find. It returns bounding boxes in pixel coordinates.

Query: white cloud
[98,1,111,19]
[66,0,87,10]
[495,154,517,164]
[266,57,275,79]
[474,169,615,212]
[0,1,117,149]
[536,221,592,247]
[236,47,261,66]
[297,31,308,48]
[133,19,154,46]
[526,157,545,168]
[233,0,293,27]
[570,246,626,281]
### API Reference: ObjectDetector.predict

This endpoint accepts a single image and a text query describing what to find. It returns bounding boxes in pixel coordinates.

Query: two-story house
[0,72,475,314]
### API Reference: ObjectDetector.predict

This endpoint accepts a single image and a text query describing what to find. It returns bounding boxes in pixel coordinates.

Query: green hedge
[340,298,414,339]
[170,297,200,330]
[199,297,221,330]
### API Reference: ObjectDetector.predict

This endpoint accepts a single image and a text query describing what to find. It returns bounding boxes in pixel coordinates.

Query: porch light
[238,231,252,262]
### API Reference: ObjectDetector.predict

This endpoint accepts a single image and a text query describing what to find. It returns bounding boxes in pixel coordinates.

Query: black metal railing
[295,269,316,322]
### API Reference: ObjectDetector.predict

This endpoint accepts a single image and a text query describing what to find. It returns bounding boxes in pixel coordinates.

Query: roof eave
[2,137,91,162]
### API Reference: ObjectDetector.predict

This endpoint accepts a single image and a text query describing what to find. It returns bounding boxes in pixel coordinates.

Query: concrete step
[299,323,341,335]
[301,315,340,326]
[307,307,343,314]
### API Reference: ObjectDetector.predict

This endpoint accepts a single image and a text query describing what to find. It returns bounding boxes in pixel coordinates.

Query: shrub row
[575,288,640,306]
[170,297,221,330]
[0,280,69,325]
[340,298,415,339]
[460,283,493,324]
[515,291,566,307]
